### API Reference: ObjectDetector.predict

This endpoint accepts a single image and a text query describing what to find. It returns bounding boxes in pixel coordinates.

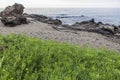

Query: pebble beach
[0,21,120,52]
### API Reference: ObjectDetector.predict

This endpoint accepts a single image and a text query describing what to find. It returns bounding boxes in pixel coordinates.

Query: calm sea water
[1,8,120,26]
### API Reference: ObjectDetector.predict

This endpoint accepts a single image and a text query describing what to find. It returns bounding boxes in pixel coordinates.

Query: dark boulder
[46,19,62,25]
[75,18,95,25]
[0,3,27,26]
[97,22,103,25]
[90,18,95,23]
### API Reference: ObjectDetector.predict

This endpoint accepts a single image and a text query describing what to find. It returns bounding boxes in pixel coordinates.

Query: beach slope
[0,21,120,52]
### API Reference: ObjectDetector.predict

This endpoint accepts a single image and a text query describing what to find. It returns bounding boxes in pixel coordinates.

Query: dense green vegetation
[0,34,120,80]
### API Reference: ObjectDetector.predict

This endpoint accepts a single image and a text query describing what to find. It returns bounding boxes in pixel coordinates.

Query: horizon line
[0,7,120,9]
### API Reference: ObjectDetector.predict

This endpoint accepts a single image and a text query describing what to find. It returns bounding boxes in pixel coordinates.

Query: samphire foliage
[0,34,120,80]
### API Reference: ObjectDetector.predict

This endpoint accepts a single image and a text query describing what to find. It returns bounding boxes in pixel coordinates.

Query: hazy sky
[0,0,120,8]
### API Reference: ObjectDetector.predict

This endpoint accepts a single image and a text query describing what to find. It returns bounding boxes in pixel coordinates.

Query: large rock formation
[71,19,120,35]
[0,3,27,26]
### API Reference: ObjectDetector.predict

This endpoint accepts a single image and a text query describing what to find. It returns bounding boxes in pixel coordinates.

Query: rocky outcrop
[51,18,120,38]
[25,14,62,25]
[99,24,117,34]
[0,3,27,26]
[26,14,119,36]
[71,19,120,35]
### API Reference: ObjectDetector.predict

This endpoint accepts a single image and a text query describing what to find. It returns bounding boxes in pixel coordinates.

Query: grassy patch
[0,34,120,80]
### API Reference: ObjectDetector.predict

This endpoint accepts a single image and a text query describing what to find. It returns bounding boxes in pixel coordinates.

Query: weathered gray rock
[99,24,117,34]
[0,3,27,26]
[71,19,120,35]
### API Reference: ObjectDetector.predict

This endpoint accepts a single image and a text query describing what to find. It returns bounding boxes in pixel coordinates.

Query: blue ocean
[1,8,120,26]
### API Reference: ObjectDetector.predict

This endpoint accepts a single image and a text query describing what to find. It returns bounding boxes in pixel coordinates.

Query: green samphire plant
[0,34,120,80]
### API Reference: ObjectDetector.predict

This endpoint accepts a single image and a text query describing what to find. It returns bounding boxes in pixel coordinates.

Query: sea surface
[0,8,120,26]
